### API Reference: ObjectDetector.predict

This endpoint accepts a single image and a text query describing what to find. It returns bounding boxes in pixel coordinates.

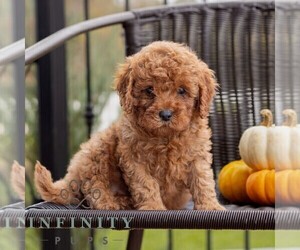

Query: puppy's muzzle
[159,109,173,121]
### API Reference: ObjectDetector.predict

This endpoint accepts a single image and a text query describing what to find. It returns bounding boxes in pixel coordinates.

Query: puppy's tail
[34,161,77,205]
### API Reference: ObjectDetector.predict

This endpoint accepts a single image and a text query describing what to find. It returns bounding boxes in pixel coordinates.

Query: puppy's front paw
[195,202,226,211]
[138,203,167,210]
[89,195,121,210]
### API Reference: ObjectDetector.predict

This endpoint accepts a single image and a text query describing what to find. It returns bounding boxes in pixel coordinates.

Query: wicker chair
[21,1,300,249]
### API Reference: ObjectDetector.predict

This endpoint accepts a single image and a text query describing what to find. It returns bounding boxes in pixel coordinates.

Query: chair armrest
[21,202,300,230]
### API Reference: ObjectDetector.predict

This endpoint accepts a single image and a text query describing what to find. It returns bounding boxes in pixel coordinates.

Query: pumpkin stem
[283,109,297,127]
[260,109,273,127]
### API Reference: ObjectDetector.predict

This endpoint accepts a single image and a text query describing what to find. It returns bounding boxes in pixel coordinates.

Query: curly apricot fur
[34,41,224,210]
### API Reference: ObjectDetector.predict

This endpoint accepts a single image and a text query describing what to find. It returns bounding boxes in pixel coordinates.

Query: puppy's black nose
[159,110,173,121]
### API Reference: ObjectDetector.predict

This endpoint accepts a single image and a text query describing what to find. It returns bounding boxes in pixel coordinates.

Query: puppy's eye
[144,86,154,96]
[177,87,186,95]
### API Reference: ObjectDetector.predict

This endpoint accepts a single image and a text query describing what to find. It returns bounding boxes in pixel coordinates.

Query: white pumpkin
[282,109,300,170]
[239,109,300,171]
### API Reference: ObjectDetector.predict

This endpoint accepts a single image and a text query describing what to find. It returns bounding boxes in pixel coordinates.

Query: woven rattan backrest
[122,2,299,175]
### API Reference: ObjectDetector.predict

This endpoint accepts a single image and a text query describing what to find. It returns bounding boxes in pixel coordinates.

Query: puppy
[35,41,224,210]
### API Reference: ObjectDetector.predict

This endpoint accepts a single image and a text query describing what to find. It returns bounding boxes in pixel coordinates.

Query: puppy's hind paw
[93,201,121,210]
[195,203,226,211]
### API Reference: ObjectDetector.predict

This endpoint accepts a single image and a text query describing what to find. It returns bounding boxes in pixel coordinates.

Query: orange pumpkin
[246,170,275,205]
[218,160,253,203]
[276,170,300,205]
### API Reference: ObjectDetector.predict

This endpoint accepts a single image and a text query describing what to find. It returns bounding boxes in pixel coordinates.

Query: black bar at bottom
[245,230,250,250]
[35,0,70,249]
[168,230,173,250]
[206,230,212,250]
[127,230,144,250]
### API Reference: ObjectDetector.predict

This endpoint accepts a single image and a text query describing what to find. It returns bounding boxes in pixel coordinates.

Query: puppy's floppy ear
[114,57,133,113]
[197,63,218,118]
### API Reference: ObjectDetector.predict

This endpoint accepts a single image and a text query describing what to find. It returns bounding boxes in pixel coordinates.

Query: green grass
[275,231,300,248]
[172,230,206,250]
[212,230,245,249]
[250,231,275,248]
[139,230,275,250]
[0,229,24,250]
[26,229,278,250]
